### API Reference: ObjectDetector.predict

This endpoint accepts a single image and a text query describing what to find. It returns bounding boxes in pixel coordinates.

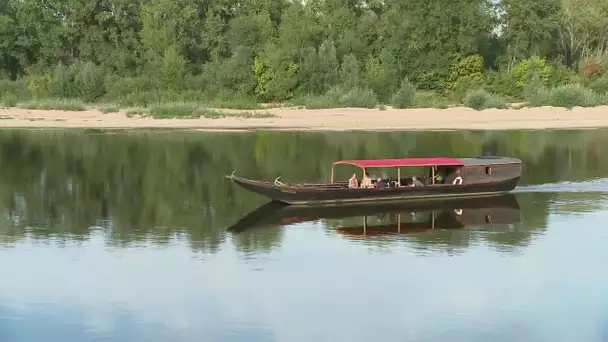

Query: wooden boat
[227,194,521,235]
[225,156,522,205]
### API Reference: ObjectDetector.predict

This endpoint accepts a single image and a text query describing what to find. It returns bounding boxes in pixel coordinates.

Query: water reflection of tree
[0,129,606,253]
[231,227,284,253]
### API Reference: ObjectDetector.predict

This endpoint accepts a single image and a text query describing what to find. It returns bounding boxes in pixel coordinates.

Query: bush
[588,77,608,95]
[0,79,29,100]
[51,63,76,98]
[160,45,188,92]
[446,54,485,91]
[73,61,106,102]
[525,87,550,107]
[25,72,55,99]
[547,84,600,108]
[390,77,416,108]
[548,62,578,87]
[452,75,485,102]
[104,75,158,106]
[463,89,507,110]
[414,91,450,108]
[512,56,552,89]
[338,87,378,108]
[1,94,18,107]
[298,86,378,109]
[484,70,520,99]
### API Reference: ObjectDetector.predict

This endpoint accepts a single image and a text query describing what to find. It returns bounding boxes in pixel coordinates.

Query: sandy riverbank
[0,105,607,131]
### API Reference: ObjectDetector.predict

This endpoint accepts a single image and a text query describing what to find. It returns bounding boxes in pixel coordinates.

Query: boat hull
[226,175,520,206]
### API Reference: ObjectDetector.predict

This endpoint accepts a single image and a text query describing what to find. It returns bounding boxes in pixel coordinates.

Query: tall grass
[293,86,378,109]
[147,103,276,119]
[17,99,87,111]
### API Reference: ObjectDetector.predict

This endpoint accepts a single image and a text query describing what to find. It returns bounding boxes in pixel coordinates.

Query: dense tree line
[0,0,608,108]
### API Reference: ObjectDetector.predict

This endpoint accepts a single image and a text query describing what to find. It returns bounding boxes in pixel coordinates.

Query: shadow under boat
[227,194,522,235]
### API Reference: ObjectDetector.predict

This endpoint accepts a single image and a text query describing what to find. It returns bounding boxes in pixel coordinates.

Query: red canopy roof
[333,157,465,168]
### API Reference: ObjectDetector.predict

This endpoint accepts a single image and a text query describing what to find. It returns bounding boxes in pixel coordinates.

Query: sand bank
[0,106,607,131]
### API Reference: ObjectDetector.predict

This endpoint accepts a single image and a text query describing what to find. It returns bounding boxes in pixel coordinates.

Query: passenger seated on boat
[361,172,373,188]
[348,173,359,188]
[410,176,424,187]
[376,177,387,188]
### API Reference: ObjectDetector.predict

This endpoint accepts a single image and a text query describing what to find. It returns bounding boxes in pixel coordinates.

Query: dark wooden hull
[227,193,521,234]
[226,174,520,205]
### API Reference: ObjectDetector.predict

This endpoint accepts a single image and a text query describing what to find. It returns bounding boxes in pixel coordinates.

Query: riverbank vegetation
[1,0,608,114]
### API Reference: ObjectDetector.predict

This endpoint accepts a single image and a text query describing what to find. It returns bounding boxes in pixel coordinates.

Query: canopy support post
[331,165,335,183]
[397,167,401,185]
[432,166,435,185]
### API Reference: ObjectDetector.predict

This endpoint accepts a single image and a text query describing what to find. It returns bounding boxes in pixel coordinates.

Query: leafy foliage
[447,55,485,91]
[0,0,608,108]
[512,56,553,89]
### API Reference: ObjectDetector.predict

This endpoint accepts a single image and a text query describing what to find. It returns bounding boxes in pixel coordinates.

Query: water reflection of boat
[227,194,521,235]
[226,157,521,205]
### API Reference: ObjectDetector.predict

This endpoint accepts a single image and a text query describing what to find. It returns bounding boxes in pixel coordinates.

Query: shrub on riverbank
[463,89,508,110]
[390,77,416,108]
[547,84,601,108]
[523,84,606,109]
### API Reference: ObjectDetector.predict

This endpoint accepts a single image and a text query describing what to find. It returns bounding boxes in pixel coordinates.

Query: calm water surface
[1,129,608,342]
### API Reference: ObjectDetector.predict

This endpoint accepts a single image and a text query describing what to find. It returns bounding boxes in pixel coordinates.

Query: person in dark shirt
[376,177,387,188]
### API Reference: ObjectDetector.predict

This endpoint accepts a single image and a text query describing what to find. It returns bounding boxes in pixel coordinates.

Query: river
[1,129,608,342]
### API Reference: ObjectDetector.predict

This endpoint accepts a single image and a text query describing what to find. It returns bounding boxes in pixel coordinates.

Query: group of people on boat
[347,167,460,189]
[348,172,427,189]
